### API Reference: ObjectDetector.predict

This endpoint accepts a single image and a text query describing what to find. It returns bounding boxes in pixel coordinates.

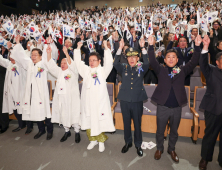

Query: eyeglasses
[214,24,219,26]
[89,60,98,63]
[31,55,40,57]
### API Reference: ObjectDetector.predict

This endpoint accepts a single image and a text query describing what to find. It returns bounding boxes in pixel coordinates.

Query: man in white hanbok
[10,35,53,140]
[73,41,115,152]
[0,43,33,134]
[44,40,81,143]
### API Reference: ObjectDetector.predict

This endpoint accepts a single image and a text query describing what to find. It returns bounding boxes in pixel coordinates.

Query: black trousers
[13,110,33,129]
[0,79,9,129]
[37,118,53,134]
[156,105,182,152]
[120,100,143,147]
[201,111,222,163]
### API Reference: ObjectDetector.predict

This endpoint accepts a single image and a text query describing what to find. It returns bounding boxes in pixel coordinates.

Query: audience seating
[191,86,219,141]
[114,83,198,143]
[190,66,202,100]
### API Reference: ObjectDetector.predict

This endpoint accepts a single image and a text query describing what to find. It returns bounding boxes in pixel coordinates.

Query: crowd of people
[0,1,222,170]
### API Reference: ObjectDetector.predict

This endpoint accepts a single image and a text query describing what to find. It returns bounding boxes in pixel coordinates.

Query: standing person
[198,39,222,170]
[73,41,115,152]
[167,36,194,85]
[0,43,33,134]
[45,40,81,143]
[10,35,53,140]
[148,34,205,162]
[0,46,9,134]
[113,38,149,157]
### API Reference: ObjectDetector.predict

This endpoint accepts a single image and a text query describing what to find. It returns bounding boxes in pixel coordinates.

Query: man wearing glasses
[9,35,53,140]
[114,38,149,157]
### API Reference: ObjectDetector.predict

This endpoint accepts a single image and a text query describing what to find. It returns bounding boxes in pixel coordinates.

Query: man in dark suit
[198,40,222,170]
[114,38,149,157]
[54,38,74,66]
[148,34,206,162]
[167,36,194,85]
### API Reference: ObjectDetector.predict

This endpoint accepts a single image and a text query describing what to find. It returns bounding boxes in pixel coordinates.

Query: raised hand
[15,35,20,44]
[100,34,103,41]
[119,39,124,50]
[202,35,210,50]
[195,35,202,46]
[77,41,83,49]
[148,35,155,46]
[139,37,145,48]
[7,42,12,49]
[209,29,213,37]
[103,40,108,50]
[63,46,68,56]
[170,34,175,42]
[46,45,52,54]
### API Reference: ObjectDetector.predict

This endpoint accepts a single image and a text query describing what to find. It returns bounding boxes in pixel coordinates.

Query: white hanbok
[73,48,115,136]
[45,57,80,128]
[0,55,26,115]
[10,44,51,121]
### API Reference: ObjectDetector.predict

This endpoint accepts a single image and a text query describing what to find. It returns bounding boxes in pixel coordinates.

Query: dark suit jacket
[148,45,201,106]
[54,40,74,66]
[199,52,222,115]
[167,41,194,85]
[114,52,149,102]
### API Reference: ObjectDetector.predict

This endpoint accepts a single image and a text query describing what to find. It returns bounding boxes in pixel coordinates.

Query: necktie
[182,49,185,56]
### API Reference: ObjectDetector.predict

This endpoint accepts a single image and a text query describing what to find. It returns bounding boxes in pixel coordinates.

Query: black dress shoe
[46,133,53,140]
[136,147,143,157]
[75,133,81,143]
[121,143,132,153]
[25,128,33,135]
[34,131,46,139]
[0,126,8,134]
[219,162,222,168]
[12,126,25,132]
[60,131,71,142]
[199,158,208,170]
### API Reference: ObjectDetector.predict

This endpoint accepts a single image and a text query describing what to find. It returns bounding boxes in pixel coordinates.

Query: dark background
[0,0,75,16]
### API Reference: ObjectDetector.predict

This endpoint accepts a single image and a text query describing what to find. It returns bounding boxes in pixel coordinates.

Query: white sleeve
[74,49,89,78]
[68,58,78,76]
[10,44,32,70]
[45,58,60,78]
[0,55,10,68]
[103,49,113,79]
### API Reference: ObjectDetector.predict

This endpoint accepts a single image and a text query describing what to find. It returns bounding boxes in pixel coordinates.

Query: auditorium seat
[191,86,219,141]
[190,66,202,100]
[114,83,198,143]
[114,84,167,137]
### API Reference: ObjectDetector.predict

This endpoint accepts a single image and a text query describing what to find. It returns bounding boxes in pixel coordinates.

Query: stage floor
[0,120,220,170]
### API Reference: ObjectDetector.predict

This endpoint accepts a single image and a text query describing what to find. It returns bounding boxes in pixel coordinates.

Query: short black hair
[89,52,101,60]
[217,40,222,47]
[124,42,130,47]
[165,49,178,58]
[191,28,198,32]
[32,48,42,56]
[178,36,187,42]
[216,52,222,61]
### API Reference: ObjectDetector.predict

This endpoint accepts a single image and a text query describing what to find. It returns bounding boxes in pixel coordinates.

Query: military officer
[113,38,149,157]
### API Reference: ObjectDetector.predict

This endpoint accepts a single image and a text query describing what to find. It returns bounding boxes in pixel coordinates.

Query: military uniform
[114,47,149,148]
